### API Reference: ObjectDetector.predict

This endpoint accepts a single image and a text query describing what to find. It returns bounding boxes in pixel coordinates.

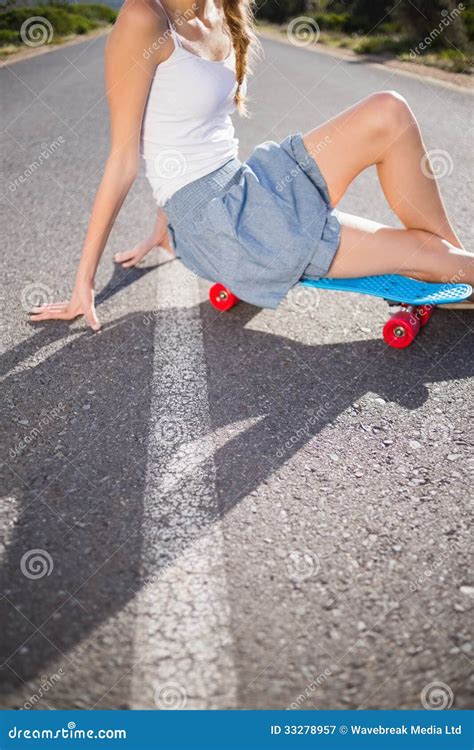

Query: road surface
[0,34,473,711]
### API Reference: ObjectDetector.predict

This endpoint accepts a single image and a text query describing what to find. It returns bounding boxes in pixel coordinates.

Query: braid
[222,0,259,115]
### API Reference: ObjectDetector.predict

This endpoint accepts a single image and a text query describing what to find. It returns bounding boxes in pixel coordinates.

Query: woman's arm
[31,0,169,329]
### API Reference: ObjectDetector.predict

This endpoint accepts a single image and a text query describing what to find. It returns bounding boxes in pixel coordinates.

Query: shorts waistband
[164,158,242,222]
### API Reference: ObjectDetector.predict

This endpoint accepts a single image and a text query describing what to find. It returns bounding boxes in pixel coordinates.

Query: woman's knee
[364,90,414,141]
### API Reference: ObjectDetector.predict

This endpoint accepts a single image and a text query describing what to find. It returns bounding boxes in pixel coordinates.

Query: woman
[31,0,473,329]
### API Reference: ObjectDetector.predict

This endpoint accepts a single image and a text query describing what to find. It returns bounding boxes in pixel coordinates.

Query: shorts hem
[281,132,334,209]
[305,209,342,279]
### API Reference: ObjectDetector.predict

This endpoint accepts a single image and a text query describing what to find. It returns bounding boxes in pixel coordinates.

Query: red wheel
[383,310,420,349]
[209,283,239,311]
[417,304,435,328]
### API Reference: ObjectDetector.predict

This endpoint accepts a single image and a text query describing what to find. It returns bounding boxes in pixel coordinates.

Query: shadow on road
[1,299,472,707]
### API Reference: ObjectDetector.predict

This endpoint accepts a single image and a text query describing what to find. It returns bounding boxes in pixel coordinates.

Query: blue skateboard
[209,274,472,348]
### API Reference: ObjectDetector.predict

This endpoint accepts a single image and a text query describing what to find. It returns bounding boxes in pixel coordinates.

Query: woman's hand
[114,238,158,268]
[114,209,173,268]
[30,280,101,331]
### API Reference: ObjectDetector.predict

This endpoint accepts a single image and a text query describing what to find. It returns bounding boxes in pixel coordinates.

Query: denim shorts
[164,133,342,309]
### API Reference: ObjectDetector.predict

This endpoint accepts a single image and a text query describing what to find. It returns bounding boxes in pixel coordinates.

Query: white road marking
[130,261,238,709]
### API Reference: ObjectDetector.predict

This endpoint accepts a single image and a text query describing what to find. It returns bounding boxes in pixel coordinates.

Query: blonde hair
[222,0,260,115]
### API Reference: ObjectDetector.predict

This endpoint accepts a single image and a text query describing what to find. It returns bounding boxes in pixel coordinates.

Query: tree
[255,0,312,24]
[351,0,392,33]
[397,0,467,47]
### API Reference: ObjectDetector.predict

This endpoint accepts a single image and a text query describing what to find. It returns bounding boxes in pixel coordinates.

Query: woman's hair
[222,0,260,115]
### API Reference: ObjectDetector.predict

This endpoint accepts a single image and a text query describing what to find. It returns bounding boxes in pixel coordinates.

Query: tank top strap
[154,0,182,47]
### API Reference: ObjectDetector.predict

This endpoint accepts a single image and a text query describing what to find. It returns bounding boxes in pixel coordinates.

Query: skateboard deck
[299,274,472,306]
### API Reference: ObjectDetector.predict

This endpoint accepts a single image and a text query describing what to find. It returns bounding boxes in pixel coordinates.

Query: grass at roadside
[256,19,473,75]
[0,4,117,59]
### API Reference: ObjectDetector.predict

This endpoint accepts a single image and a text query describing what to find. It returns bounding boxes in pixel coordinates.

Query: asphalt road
[1,34,473,712]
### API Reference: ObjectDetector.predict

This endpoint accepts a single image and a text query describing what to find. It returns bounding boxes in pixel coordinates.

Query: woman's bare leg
[327,212,474,286]
[303,91,464,251]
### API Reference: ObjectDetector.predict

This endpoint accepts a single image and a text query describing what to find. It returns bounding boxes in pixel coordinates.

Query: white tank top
[141,2,241,206]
